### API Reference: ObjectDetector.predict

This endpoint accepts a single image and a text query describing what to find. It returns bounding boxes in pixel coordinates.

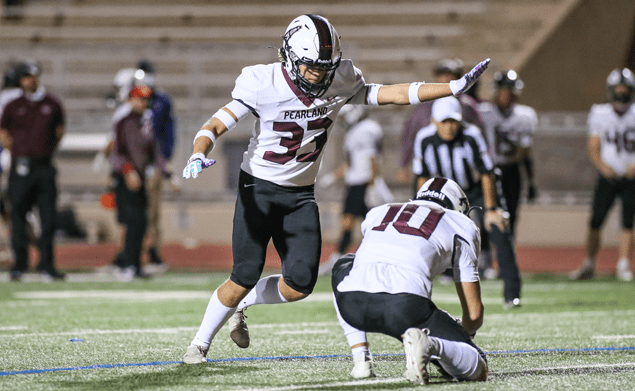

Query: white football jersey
[588,103,635,176]
[231,60,367,187]
[478,102,537,165]
[343,117,383,185]
[337,200,481,300]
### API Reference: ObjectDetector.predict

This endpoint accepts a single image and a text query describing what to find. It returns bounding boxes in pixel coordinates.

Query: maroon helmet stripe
[428,177,447,191]
[307,14,333,60]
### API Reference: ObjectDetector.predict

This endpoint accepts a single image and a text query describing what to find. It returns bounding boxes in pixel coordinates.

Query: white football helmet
[113,68,136,104]
[339,105,367,126]
[606,68,635,103]
[280,14,342,98]
[493,70,524,96]
[415,177,470,215]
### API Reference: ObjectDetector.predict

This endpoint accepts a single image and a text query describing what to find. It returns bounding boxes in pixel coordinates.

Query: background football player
[180,14,490,364]
[317,105,387,276]
[478,70,538,236]
[570,68,635,281]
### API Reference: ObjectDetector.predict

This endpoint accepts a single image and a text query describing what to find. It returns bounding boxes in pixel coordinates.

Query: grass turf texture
[1,273,635,390]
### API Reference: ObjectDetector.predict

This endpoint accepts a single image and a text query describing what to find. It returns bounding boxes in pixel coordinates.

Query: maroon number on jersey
[372,204,444,239]
[263,118,333,164]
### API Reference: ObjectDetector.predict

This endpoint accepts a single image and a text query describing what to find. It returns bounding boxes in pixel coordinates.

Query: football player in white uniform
[317,105,387,275]
[570,68,635,281]
[180,14,490,364]
[332,178,487,383]
[478,70,538,236]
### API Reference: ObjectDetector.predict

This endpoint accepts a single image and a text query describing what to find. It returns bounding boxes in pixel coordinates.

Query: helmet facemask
[607,68,635,112]
[281,15,342,99]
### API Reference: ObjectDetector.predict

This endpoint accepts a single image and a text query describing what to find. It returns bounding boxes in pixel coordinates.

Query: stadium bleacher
[0,0,617,247]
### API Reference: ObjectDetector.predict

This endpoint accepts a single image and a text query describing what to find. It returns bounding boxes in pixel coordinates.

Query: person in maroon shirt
[0,61,65,282]
[110,85,168,281]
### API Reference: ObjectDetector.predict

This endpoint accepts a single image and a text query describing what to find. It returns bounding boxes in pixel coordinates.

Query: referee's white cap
[432,96,462,122]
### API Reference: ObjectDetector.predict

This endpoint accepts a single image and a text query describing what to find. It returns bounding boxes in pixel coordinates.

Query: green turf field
[1,273,634,390]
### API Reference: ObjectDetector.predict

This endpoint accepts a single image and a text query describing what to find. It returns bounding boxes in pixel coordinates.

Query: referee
[413,96,522,309]
[0,61,65,282]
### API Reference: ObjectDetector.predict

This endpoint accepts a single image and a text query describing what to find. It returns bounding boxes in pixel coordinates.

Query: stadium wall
[61,200,622,248]
[519,0,635,111]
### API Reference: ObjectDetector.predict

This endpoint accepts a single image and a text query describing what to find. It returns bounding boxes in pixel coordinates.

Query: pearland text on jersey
[283,107,328,120]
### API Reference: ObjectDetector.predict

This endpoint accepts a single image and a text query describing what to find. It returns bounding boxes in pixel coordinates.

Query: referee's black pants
[113,173,147,272]
[470,195,521,302]
[499,163,522,236]
[8,162,57,273]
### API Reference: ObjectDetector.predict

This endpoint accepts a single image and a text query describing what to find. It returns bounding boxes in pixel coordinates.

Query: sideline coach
[0,61,65,282]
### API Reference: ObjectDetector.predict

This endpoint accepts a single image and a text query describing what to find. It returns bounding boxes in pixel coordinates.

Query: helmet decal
[415,177,470,215]
[306,14,333,62]
[281,14,342,99]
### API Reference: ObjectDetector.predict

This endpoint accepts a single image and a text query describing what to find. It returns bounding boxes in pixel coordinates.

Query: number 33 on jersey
[231,60,367,187]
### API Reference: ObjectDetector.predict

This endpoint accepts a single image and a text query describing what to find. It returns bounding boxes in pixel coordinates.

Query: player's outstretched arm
[374,59,490,105]
[182,108,234,179]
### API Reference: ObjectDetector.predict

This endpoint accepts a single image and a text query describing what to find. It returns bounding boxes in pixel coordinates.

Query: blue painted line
[2,347,634,377]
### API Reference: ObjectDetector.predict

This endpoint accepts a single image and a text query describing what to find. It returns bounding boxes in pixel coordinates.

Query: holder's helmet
[415,177,470,215]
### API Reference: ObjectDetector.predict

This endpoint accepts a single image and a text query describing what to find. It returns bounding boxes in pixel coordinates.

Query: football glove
[182,153,216,179]
[449,58,491,96]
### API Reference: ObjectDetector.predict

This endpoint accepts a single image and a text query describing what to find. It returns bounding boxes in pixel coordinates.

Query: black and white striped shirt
[413,123,494,197]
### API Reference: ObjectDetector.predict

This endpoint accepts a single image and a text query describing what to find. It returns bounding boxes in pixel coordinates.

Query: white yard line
[0,327,200,338]
[241,377,406,391]
[9,290,539,305]
[0,321,340,338]
[274,330,330,335]
[592,335,635,340]
[0,326,28,331]
[486,309,635,321]
[13,290,212,300]
[496,362,635,375]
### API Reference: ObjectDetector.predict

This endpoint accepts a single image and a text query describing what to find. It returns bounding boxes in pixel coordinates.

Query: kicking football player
[479,70,538,236]
[332,178,487,383]
[180,14,490,364]
[570,68,635,281]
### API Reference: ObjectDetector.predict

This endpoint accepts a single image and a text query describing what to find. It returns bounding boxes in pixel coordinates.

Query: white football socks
[429,336,486,381]
[191,289,236,350]
[237,274,287,310]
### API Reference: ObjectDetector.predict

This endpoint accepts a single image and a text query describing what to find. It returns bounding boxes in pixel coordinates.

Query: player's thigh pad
[343,184,369,217]
[334,290,438,341]
[230,171,277,289]
[619,178,635,229]
[590,176,619,229]
[272,188,321,294]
